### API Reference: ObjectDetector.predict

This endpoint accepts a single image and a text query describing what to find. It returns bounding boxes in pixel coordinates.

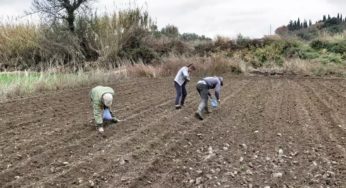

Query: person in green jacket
[90,86,119,133]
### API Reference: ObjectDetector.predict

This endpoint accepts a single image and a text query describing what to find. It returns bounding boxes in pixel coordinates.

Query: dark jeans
[174,81,187,106]
[196,83,209,112]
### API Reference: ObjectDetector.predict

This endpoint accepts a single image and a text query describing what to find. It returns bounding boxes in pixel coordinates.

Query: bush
[194,41,215,56]
[310,40,329,50]
[235,34,254,49]
[328,41,346,54]
[311,40,346,54]
[251,40,290,66]
[0,24,41,70]
[286,45,320,60]
[317,53,343,64]
[297,31,317,41]
[327,25,344,34]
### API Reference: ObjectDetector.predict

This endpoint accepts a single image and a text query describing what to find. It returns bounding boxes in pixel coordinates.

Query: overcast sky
[1,0,346,38]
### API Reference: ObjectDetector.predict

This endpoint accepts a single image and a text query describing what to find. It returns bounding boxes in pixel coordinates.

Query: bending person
[90,86,119,133]
[195,76,223,120]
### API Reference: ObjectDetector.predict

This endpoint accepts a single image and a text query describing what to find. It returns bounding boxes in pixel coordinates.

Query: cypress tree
[303,20,308,28]
[288,20,293,30]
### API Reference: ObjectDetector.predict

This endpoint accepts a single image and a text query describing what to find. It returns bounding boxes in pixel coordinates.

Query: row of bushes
[0,8,212,71]
[1,7,346,73]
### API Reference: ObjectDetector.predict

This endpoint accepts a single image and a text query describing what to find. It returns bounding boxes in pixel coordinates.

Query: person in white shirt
[174,64,196,109]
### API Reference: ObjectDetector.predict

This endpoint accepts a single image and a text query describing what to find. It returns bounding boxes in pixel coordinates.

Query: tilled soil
[0,76,345,188]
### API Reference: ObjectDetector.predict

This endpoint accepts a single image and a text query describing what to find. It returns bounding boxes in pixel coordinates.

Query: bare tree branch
[28,0,93,32]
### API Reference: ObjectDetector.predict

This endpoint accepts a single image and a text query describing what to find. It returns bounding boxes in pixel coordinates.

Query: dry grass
[319,31,346,42]
[157,54,247,77]
[248,58,346,77]
[0,68,128,101]
[0,23,40,67]
[2,54,345,101]
[125,62,159,78]
[118,55,247,80]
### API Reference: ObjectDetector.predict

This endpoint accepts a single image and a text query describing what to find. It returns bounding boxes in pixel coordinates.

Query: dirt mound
[0,76,345,187]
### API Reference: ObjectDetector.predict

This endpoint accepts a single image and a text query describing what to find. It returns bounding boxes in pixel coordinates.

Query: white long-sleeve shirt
[174,66,190,86]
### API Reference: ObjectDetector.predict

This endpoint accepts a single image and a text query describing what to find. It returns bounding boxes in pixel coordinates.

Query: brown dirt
[0,75,345,188]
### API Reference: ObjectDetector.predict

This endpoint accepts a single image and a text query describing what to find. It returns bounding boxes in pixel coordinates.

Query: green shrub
[297,31,316,41]
[286,45,320,60]
[310,40,329,50]
[252,40,288,66]
[311,40,346,54]
[327,25,344,34]
[328,41,346,54]
[194,42,215,56]
[317,53,343,64]
[235,34,253,49]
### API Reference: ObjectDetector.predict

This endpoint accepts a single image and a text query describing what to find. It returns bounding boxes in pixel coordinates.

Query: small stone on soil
[88,180,95,187]
[239,157,244,162]
[278,149,284,156]
[272,172,283,178]
[241,144,248,150]
[208,146,213,154]
[246,169,253,175]
[195,177,203,184]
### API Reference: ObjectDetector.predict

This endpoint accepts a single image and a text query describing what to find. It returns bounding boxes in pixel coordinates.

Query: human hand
[111,117,119,123]
[96,123,104,133]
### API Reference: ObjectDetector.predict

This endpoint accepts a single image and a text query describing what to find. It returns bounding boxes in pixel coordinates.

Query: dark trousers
[174,81,187,106]
[196,83,209,112]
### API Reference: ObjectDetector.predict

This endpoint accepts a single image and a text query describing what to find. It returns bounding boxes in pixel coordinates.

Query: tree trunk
[67,10,75,32]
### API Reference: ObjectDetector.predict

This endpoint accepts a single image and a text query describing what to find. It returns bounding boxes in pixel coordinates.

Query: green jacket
[90,86,115,124]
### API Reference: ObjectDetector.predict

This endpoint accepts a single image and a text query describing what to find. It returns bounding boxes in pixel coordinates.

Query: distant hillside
[276,14,346,40]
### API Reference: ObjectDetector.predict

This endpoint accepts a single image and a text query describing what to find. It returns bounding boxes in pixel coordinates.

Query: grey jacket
[202,77,222,100]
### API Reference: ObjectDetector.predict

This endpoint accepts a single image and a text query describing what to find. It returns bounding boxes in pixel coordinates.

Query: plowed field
[0,76,345,188]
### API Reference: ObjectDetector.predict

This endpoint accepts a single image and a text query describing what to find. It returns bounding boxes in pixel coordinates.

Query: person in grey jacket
[174,64,196,109]
[195,76,224,120]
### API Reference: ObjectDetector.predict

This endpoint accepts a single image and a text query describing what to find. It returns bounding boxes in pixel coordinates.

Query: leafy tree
[161,25,179,37]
